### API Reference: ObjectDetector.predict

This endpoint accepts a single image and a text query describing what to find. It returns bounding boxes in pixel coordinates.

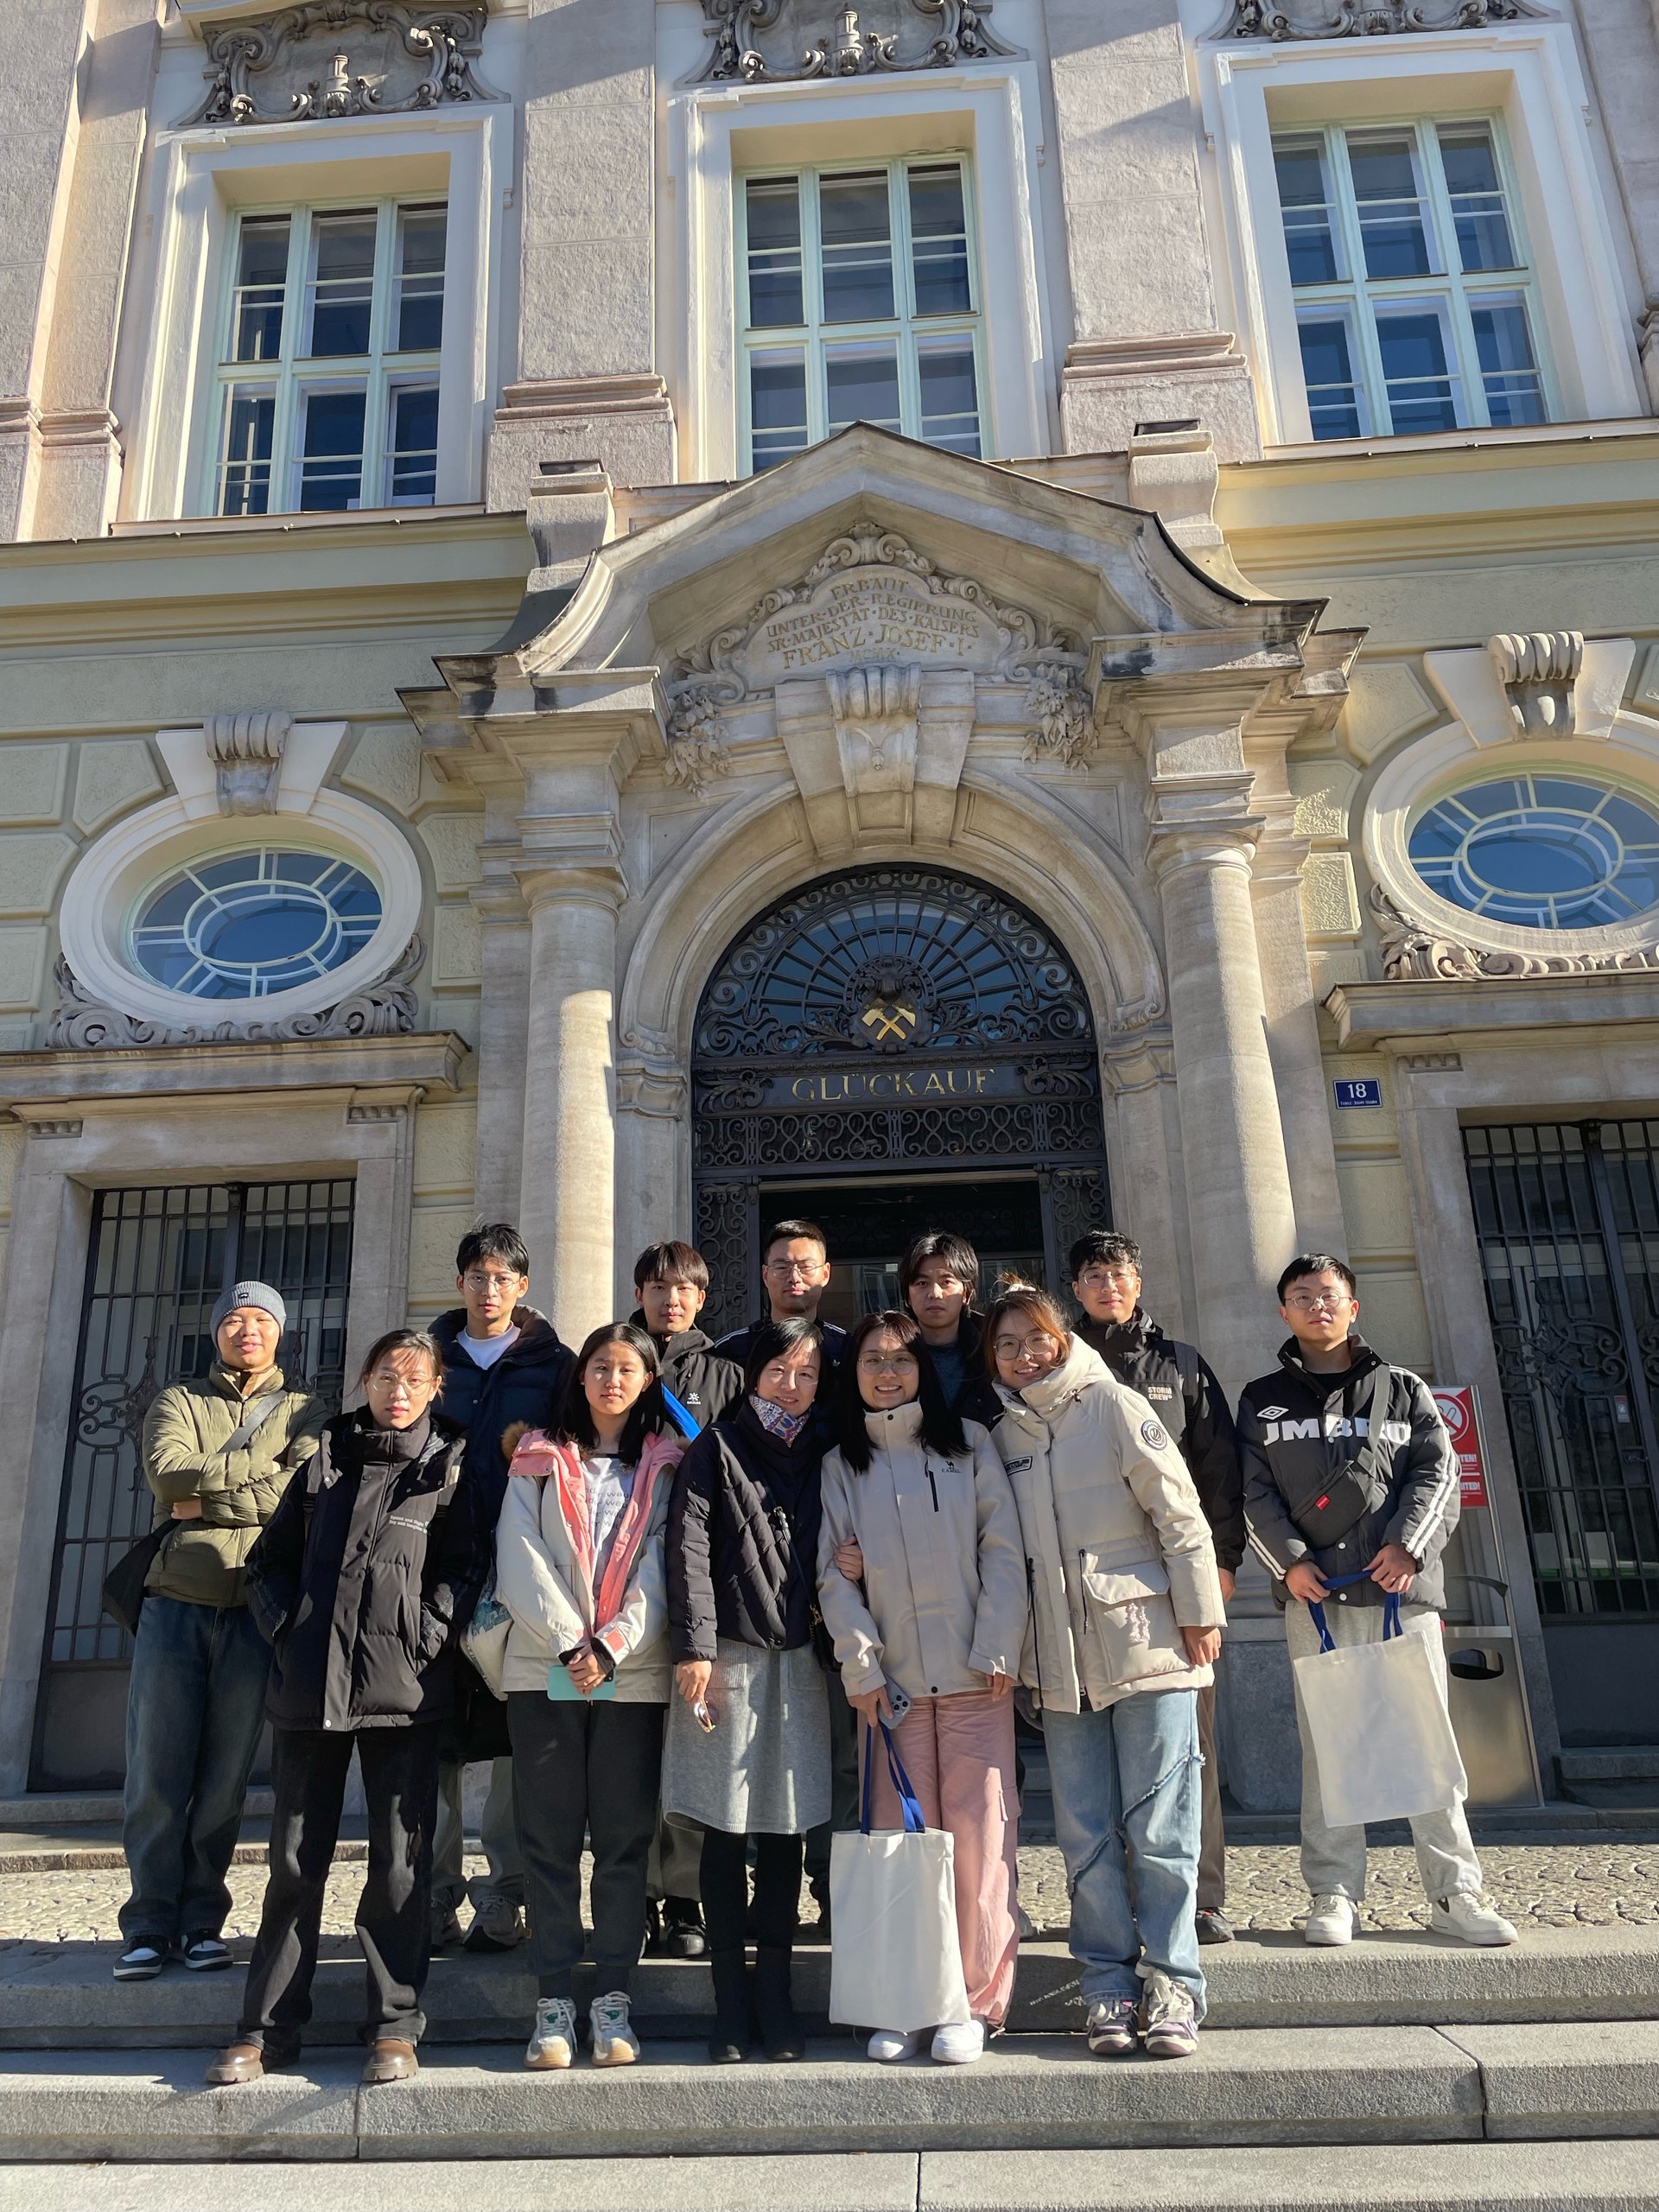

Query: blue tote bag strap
[859,1717,927,1835]
[1305,1569,1375,1655]
[660,1385,701,1440]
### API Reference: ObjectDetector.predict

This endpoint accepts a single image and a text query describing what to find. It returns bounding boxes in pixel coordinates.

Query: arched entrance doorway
[691,865,1113,1337]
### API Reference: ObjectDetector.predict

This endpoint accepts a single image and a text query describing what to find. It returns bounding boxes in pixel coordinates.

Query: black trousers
[238,1723,440,2054]
[701,1825,804,1952]
[506,1693,664,1998]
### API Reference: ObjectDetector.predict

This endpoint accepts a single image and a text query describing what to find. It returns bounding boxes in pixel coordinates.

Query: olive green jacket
[142,1365,327,1609]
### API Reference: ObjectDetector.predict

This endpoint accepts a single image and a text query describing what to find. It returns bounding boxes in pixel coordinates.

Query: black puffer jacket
[246,1408,484,1731]
[1238,1334,1459,1611]
[630,1313,743,1433]
[1077,1307,1245,1572]
[668,1400,826,1662]
[430,1305,573,1537]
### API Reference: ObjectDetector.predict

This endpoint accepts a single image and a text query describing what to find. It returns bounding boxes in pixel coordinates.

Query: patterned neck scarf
[748,1392,809,1446]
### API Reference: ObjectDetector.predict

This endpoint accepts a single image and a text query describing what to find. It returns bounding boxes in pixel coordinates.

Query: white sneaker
[1015,1902,1035,1941]
[931,2021,986,2065]
[590,1989,641,2065]
[867,2027,921,2063]
[1303,1892,1356,1946]
[1432,1891,1517,1946]
[524,1995,578,2070]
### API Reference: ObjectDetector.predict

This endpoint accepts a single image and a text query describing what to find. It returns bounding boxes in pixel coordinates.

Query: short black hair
[898,1230,980,1307]
[358,1328,443,1393]
[1277,1251,1358,1302]
[763,1217,829,1262]
[555,1321,664,1461]
[632,1240,710,1294]
[836,1310,968,1472]
[455,1223,530,1280]
[1069,1230,1141,1281]
[742,1314,827,1398]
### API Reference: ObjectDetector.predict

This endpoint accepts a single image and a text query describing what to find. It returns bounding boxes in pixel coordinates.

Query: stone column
[1249,828,1348,1254]
[470,867,533,1226]
[1147,802,1300,1398]
[517,863,625,1347]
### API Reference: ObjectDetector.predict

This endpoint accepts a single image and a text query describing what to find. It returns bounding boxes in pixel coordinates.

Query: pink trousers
[864,1688,1020,2028]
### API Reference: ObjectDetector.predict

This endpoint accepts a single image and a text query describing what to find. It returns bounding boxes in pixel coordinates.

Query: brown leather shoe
[205,2041,271,2085]
[361,2037,419,2085]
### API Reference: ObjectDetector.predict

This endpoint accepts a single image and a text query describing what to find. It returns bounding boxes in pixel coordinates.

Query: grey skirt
[662,1636,831,1836]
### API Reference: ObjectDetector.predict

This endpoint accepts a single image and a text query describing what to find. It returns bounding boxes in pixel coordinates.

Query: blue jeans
[119,1594,272,1946]
[1042,1688,1205,2018]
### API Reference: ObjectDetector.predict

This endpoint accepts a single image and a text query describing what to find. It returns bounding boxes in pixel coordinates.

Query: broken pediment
[689,0,1020,84]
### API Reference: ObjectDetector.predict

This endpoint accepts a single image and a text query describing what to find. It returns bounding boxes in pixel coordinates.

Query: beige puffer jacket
[991,1338,1224,1715]
[817,1405,1026,1704]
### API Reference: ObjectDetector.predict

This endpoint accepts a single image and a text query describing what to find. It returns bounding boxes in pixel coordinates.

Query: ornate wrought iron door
[693,868,1110,1336]
[31,1179,353,1789]
[1465,1122,1659,1618]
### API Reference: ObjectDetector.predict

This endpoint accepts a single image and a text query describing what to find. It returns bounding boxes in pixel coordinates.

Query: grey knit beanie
[211,1281,288,1334]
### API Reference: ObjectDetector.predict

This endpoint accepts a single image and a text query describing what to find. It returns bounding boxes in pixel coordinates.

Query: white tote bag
[828,1723,970,2034]
[1293,1588,1467,1828]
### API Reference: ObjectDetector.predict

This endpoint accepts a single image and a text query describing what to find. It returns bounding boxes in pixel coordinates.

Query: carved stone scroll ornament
[1487,630,1584,737]
[1369,884,1659,981]
[186,3,500,127]
[207,709,290,816]
[829,663,920,795]
[662,688,733,800]
[1220,0,1535,35]
[47,935,426,1048]
[691,0,1017,83]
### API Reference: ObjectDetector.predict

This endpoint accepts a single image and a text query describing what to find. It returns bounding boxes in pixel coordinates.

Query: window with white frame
[209,198,447,516]
[737,157,987,473]
[1271,118,1548,441]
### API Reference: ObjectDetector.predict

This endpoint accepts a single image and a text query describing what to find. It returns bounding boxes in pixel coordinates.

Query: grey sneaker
[465,1896,526,1953]
[1140,1970,1198,2058]
[1085,1997,1139,2055]
[524,1995,579,2070]
[590,1989,640,2067]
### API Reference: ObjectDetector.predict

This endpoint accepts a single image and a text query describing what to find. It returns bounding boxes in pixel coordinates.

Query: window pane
[917,340,980,454]
[909,164,971,316]
[1438,124,1516,272]
[825,342,901,435]
[387,385,439,505]
[395,205,446,353]
[1346,130,1433,279]
[1375,305,1459,433]
[296,387,365,510]
[230,217,290,363]
[819,172,894,323]
[1296,315,1365,440]
[305,211,377,356]
[746,178,804,328]
[750,352,809,469]
[218,388,275,516]
[1470,296,1546,427]
[1273,136,1340,287]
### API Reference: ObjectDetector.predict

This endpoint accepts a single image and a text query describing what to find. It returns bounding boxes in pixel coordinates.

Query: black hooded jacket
[246,1407,485,1731]
[429,1304,574,1535]
[629,1313,743,1433]
[1076,1306,1245,1572]
[1238,1332,1460,1611]
[668,1398,826,1662]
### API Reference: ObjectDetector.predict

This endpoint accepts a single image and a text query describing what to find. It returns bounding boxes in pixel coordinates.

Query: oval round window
[130,848,383,1000]
[1408,775,1659,930]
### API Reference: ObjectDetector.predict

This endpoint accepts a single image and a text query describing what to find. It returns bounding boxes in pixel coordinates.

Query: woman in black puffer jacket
[664,1316,829,2064]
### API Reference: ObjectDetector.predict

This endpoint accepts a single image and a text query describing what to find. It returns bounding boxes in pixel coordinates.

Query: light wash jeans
[1285,1597,1483,1904]
[1041,1688,1205,2018]
[431,1755,524,1913]
[119,1594,271,1946]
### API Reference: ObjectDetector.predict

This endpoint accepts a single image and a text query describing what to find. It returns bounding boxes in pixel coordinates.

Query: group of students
[114,1213,1517,2091]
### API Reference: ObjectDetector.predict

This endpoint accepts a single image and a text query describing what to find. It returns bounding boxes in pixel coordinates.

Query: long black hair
[836,1309,968,1473]
[554,1321,664,1462]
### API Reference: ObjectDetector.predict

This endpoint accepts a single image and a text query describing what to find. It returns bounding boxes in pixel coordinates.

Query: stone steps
[3,2144,1659,2212]
[0,2021,1656,2164]
[4,1926,1658,2050]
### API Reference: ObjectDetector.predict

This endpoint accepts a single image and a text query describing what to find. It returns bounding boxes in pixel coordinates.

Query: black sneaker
[113,1942,168,1982]
[1195,1907,1235,1946]
[643,1900,667,1955]
[661,1898,706,1959]
[180,1933,234,1971]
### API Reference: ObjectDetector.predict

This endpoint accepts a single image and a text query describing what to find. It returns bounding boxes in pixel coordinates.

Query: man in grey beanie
[115,1283,326,1981]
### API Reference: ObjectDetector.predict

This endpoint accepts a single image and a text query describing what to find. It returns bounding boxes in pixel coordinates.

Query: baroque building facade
[2,0,1658,1800]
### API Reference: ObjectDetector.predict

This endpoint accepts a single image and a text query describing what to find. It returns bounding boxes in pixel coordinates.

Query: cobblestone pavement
[3,1842,1656,1944]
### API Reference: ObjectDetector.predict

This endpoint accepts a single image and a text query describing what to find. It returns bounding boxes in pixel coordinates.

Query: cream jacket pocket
[1076,1556,1188,1687]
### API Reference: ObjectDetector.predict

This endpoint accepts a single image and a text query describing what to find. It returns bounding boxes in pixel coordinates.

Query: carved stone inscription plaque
[753,571,997,680]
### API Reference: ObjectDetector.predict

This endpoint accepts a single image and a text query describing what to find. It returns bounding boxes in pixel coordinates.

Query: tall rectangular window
[1271,119,1548,442]
[210,198,446,517]
[737,157,986,473]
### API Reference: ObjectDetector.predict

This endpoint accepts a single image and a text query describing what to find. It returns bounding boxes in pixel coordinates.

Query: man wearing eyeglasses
[1069,1230,1243,1945]
[715,1217,848,1376]
[429,1223,575,1955]
[1238,1252,1515,1950]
